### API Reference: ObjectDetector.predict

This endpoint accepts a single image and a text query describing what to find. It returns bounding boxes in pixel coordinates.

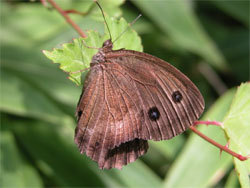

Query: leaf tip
[42,50,50,57]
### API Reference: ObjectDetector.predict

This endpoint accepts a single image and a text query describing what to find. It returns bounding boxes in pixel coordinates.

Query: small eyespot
[77,110,83,118]
[95,142,100,147]
[118,57,123,61]
[148,107,160,121]
[172,91,182,103]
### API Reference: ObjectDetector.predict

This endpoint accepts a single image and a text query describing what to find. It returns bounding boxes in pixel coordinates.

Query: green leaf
[0,70,73,125]
[163,88,236,187]
[10,118,161,187]
[0,0,124,48]
[132,0,227,70]
[90,0,125,20]
[10,119,106,187]
[43,15,142,85]
[225,170,240,188]
[150,135,185,160]
[104,160,162,188]
[0,131,43,188]
[223,82,250,188]
[43,31,102,85]
[211,1,249,27]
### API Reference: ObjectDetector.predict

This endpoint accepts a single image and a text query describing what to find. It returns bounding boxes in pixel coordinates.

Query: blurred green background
[1,0,249,187]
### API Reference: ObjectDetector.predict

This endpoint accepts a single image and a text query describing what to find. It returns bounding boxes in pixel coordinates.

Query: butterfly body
[75,39,204,169]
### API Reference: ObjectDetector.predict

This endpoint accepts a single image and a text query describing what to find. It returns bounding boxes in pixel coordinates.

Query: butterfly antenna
[94,0,112,41]
[113,14,142,44]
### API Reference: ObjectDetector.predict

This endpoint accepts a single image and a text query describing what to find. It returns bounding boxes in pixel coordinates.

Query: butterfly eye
[148,107,160,121]
[172,91,182,103]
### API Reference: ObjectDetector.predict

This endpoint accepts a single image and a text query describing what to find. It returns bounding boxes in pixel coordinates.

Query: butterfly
[74,2,204,170]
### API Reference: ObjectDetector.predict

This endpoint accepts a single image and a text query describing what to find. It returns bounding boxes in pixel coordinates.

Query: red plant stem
[45,0,86,38]
[40,0,48,7]
[193,120,223,127]
[190,126,248,161]
[64,9,87,15]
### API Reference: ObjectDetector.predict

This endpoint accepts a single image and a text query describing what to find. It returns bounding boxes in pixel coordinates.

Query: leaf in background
[0,2,68,47]
[163,88,236,187]
[9,117,161,187]
[43,15,142,85]
[59,0,125,21]
[103,160,162,188]
[1,44,81,108]
[211,0,249,27]
[223,82,250,188]
[225,170,240,188]
[10,119,106,187]
[150,135,185,160]
[132,0,227,70]
[90,0,125,20]
[0,70,73,125]
[0,131,43,188]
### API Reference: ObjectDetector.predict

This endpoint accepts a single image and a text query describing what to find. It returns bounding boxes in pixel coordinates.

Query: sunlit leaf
[163,89,236,187]
[223,82,250,188]
[43,15,142,85]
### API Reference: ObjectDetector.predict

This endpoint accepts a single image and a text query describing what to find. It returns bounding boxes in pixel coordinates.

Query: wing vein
[162,72,194,125]
[155,73,186,132]
[77,73,101,153]
[85,70,106,157]
[106,70,143,139]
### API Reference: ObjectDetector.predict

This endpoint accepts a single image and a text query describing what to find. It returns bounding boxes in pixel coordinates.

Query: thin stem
[64,3,96,16]
[40,0,48,7]
[193,120,223,127]
[190,126,249,161]
[45,0,86,38]
[64,9,87,15]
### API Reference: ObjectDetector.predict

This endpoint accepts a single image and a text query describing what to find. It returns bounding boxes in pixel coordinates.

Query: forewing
[105,50,205,141]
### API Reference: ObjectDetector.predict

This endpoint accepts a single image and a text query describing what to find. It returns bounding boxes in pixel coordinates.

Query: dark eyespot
[95,142,100,147]
[77,110,83,118]
[148,107,160,121]
[118,57,123,61]
[172,91,182,103]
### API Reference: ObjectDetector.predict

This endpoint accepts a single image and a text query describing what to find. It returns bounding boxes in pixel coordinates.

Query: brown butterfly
[75,3,204,170]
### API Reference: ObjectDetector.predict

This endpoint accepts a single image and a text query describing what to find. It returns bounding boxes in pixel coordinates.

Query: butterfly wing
[104,49,205,141]
[75,66,148,169]
[75,49,204,169]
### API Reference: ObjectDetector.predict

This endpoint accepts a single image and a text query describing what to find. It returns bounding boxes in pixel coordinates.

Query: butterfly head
[91,39,113,65]
[102,39,113,51]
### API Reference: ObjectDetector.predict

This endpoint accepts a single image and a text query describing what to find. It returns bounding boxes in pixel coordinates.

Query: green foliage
[43,15,142,85]
[1,131,43,188]
[133,0,227,70]
[164,88,236,188]
[223,83,250,188]
[0,0,249,187]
